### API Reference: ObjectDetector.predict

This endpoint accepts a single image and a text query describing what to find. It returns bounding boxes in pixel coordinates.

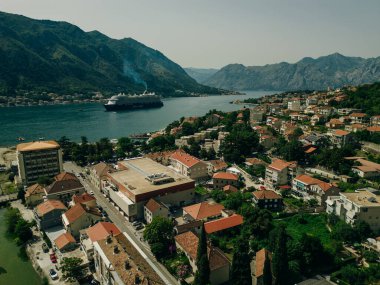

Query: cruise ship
[104,92,163,111]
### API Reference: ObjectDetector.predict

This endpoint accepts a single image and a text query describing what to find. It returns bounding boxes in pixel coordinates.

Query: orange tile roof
[294,174,320,185]
[63,203,86,224]
[367,126,380,132]
[204,214,243,234]
[86,222,121,242]
[73,193,96,204]
[175,231,230,271]
[54,232,76,250]
[170,150,201,168]
[333,129,350,136]
[145,198,162,213]
[208,160,228,171]
[253,190,282,200]
[212,172,238,180]
[223,185,238,193]
[350,113,367,118]
[328,119,344,125]
[268,159,293,171]
[36,200,67,216]
[316,181,335,192]
[255,248,271,277]
[183,201,224,220]
[25,183,44,198]
[305,147,317,154]
[55,172,77,181]
[16,140,60,152]
[93,162,112,177]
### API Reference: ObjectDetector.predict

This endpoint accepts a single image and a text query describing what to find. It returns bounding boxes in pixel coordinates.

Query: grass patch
[195,185,208,195]
[0,172,17,194]
[275,213,333,249]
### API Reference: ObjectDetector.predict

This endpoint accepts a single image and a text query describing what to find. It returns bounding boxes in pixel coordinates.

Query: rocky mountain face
[204,53,380,91]
[184,68,219,83]
[0,11,219,96]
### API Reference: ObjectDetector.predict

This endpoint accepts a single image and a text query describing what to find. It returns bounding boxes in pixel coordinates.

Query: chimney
[106,235,112,244]
[113,245,119,254]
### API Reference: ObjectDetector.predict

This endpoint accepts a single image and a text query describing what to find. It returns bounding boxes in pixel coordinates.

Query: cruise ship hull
[104,101,163,111]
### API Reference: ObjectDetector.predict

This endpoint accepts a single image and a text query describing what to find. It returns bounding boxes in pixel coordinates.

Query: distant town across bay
[0,91,277,147]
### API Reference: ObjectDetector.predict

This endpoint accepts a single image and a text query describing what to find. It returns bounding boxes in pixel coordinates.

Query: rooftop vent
[113,245,119,254]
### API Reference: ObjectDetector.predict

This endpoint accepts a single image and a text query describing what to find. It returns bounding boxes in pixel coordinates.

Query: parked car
[135,224,144,231]
[50,253,57,263]
[90,190,94,196]
[49,269,58,280]
[42,243,49,253]
[132,221,140,227]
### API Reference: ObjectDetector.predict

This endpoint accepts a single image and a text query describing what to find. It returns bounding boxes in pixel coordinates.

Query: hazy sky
[1,0,380,68]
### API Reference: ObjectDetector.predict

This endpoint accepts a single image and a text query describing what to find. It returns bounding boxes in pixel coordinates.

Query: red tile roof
[204,214,243,234]
[64,203,86,223]
[36,200,67,216]
[73,193,96,204]
[183,201,224,220]
[54,232,76,250]
[253,190,282,200]
[367,126,380,132]
[170,150,201,168]
[175,231,230,271]
[212,172,238,180]
[333,129,350,136]
[294,174,320,185]
[25,183,44,198]
[145,199,162,213]
[350,113,367,118]
[255,248,271,277]
[268,159,294,171]
[55,172,77,181]
[223,185,238,193]
[86,222,121,242]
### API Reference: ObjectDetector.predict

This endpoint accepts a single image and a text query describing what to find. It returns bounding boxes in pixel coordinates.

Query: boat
[104,91,163,111]
[17,137,25,141]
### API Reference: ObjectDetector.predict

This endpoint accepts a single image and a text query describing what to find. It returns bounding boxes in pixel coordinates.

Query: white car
[89,190,94,196]
[49,269,58,280]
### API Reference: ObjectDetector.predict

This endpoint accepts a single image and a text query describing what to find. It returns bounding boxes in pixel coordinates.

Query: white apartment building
[326,189,380,231]
[265,159,298,189]
[170,150,209,181]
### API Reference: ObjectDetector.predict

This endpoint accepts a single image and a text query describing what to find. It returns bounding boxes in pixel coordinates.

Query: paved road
[233,164,264,190]
[64,162,178,285]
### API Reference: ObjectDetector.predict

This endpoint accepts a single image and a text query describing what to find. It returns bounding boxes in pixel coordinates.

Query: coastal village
[2,85,380,285]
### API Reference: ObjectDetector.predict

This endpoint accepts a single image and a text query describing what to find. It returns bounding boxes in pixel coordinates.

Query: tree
[353,220,373,241]
[276,139,305,162]
[118,137,134,153]
[61,257,84,282]
[37,176,53,186]
[4,207,21,235]
[263,251,273,285]
[143,217,174,259]
[230,238,252,285]
[14,219,33,244]
[271,225,289,285]
[194,224,210,285]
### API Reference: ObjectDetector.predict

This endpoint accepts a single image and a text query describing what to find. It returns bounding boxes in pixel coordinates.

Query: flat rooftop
[96,234,163,285]
[108,157,194,202]
[342,190,380,207]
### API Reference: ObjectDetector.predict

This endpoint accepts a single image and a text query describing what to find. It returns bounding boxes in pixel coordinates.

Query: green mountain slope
[0,11,219,96]
[205,53,380,91]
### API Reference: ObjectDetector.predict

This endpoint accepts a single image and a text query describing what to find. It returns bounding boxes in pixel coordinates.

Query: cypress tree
[272,225,289,285]
[194,224,210,285]
[230,238,252,285]
[263,250,272,285]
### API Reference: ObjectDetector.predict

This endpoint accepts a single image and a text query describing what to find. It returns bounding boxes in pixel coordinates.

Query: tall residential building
[326,189,380,231]
[265,159,298,189]
[17,140,63,185]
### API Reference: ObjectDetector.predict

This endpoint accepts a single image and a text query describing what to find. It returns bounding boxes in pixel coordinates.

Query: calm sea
[0,91,279,146]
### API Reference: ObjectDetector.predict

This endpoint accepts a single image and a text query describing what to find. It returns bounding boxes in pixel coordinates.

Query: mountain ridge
[203,53,380,91]
[0,11,220,97]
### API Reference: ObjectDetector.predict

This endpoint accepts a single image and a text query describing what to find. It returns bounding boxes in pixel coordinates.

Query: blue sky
[1,0,379,68]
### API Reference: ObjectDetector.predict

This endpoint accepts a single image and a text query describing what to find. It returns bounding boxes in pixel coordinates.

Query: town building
[251,248,272,285]
[25,183,45,207]
[54,232,77,253]
[170,150,209,181]
[252,189,283,210]
[287,100,301,111]
[80,222,121,261]
[72,192,97,208]
[175,231,230,285]
[44,172,85,203]
[93,233,164,285]
[325,118,344,129]
[349,113,368,124]
[207,160,228,176]
[204,214,243,234]
[183,201,225,222]
[265,159,299,189]
[34,200,67,230]
[292,174,339,205]
[212,172,239,190]
[104,157,195,220]
[329,129,354,148]
[326,189,380,231]
[143,198,170,224]
[62,203,102,238]
[16,140,63,185]
[89,162,113,191]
